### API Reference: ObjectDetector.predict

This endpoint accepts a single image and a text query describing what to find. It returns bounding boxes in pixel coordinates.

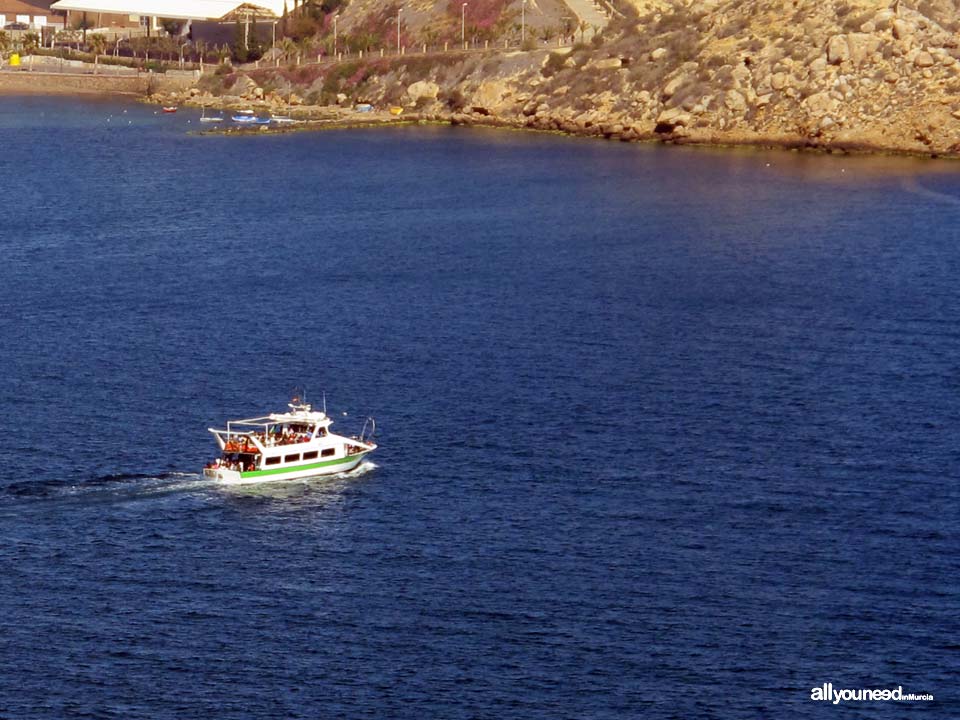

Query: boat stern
[203,465,243,484]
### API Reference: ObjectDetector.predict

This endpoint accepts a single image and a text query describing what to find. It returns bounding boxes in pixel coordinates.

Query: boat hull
[204,452,369,485]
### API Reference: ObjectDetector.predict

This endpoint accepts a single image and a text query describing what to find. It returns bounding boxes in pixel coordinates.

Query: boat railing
[360,417,376,444]
[213,427,315,448]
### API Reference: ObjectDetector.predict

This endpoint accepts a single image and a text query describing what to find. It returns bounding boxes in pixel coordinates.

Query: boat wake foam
[1,462,378,509]
[0,470,218,510]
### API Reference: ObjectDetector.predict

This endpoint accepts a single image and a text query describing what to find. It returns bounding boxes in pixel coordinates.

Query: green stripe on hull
[239,453,367,479]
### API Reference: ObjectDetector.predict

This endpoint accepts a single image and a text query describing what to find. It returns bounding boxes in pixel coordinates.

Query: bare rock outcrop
[196,0,960,157]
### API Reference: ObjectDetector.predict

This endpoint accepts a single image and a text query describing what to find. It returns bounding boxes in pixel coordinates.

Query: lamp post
[521,0,526,44]
[333,14,338,56]
[461,2,467,48]
[396,8,401,53]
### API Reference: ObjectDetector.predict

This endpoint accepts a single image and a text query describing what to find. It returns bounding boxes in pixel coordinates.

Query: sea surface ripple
[0,96,957,718]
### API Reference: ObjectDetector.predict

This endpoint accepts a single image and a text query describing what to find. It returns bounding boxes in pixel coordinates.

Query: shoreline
[186,98,959,160]
[4,71,957,160]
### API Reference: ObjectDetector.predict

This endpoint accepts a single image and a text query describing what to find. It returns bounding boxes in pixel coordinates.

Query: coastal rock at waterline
[655,106,692,131]
[253,87,264,99]
[472,80,510,113]
[914,51,936,68]
[601,122,624,136]
[407,80,440,100]
[289,93,303,105]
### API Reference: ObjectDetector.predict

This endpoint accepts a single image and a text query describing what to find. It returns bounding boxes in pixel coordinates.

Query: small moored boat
[232,109,256,123]
[162,106,178,113]
[203,396,376,485]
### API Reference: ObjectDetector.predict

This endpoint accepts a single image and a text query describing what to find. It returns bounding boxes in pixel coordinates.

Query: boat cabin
[206,401,371,475]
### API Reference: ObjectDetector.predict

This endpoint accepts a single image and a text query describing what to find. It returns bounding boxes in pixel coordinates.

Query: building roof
[0,0,54,15]
[49,0,286,20]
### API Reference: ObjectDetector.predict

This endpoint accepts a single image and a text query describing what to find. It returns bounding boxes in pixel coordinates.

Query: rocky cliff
[189,1,960,156]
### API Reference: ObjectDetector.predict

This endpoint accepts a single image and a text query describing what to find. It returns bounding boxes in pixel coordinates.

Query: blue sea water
[0,95,957,718]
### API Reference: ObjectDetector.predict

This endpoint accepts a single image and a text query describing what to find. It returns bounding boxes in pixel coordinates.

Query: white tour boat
[204,397,376,485]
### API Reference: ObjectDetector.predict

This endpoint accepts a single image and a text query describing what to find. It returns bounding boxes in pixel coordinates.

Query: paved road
[562,0,610,35]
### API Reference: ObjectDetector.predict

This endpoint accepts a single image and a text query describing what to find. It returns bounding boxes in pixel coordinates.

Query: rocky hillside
[191,0,960,156]
[334,0,572,47]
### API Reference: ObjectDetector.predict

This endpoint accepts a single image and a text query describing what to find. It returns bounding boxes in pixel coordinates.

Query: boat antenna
[323,392,326,415]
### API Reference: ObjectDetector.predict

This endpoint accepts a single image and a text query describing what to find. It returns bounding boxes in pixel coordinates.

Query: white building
[49,0,285,31]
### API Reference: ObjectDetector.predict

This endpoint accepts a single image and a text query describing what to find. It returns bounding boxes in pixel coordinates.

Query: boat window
[265,456,281,466]
[321,448,335,458]
[303,450,318,460]
[285,453,300,463]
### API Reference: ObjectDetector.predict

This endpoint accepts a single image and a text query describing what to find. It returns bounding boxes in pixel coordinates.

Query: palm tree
[578,20,589,43]
[88,33,107,72]
[296,36,311,64]
[419,26,439,51]
[23,32,39,69]
[194,39,207,71]
[216,43,230,65]
[280,36,297,65]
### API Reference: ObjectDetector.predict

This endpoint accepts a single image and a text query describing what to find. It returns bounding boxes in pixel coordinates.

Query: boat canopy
[208,405,332,439]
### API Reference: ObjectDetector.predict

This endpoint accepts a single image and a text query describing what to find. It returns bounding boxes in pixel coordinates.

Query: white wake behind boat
[204,397,376,485]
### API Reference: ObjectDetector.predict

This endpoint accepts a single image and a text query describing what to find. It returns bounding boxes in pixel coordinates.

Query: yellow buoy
[9,53,20,67]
